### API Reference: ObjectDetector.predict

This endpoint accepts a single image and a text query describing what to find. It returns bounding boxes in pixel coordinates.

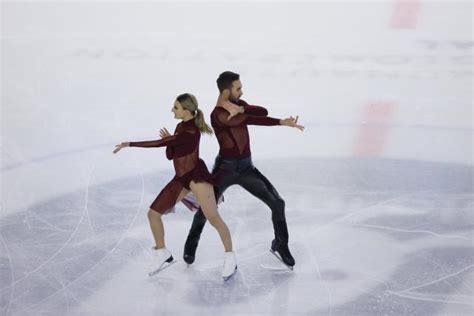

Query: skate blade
[148,259,177,277]
[270,249,294,271]
[223,266,238,281]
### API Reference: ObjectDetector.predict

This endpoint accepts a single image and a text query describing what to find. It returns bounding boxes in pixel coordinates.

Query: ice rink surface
[1,1,473,315]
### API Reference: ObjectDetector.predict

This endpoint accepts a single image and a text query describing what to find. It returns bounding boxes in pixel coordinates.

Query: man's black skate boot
[183,236,198,264]
[271,239,295,268]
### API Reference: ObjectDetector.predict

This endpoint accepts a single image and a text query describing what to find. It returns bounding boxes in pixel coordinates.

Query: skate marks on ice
[314,247,473,315]
[0,158,473,315]
[258,158,473,315]
[0,172,153,315]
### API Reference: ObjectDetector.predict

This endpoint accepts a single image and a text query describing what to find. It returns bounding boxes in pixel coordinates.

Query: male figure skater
[183,71,304,269]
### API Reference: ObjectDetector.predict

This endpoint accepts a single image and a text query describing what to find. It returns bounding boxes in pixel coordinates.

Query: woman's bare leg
[148,188,190,249]
[189,181,232,252]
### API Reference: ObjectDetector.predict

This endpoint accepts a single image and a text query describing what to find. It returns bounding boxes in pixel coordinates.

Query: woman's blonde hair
[176,93,213,135]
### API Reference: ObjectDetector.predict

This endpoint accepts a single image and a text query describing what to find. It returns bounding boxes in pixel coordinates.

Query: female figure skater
[113,93,237,280]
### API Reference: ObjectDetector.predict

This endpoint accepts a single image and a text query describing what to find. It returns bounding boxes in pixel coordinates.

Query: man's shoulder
[210,106,220,115]
[211,106,227,115]
[210,107,224,123]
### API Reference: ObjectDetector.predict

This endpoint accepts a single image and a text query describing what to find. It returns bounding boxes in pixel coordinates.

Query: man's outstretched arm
[215,110,304,131]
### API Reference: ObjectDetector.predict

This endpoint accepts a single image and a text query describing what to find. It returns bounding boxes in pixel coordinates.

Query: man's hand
[280,115,305,131]
[221,101,244,120]
[113,142,130,154]
[159,128,171,138]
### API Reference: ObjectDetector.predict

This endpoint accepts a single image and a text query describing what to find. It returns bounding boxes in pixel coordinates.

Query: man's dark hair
[216,71,240,92]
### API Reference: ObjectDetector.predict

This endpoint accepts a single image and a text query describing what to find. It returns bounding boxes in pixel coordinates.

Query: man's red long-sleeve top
[211,99,280,159]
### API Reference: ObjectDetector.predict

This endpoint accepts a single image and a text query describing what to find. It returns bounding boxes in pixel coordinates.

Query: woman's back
[168,119,201,177]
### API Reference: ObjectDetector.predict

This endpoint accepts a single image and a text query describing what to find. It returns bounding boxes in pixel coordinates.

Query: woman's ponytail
[194,108,213,135]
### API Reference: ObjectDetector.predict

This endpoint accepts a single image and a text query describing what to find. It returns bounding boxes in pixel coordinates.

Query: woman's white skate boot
[149,247,176,277]
[222,251,237,281]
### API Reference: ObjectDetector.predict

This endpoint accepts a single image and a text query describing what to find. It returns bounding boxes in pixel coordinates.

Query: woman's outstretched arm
[113,131,195,154]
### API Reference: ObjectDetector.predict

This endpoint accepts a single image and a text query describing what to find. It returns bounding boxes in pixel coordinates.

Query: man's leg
[183,208,207,264]
[238,167,295,267]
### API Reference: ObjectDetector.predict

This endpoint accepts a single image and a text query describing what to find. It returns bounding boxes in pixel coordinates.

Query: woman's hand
[280,115,305,131]
[159,128,171,138]
[113,142,130,154]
